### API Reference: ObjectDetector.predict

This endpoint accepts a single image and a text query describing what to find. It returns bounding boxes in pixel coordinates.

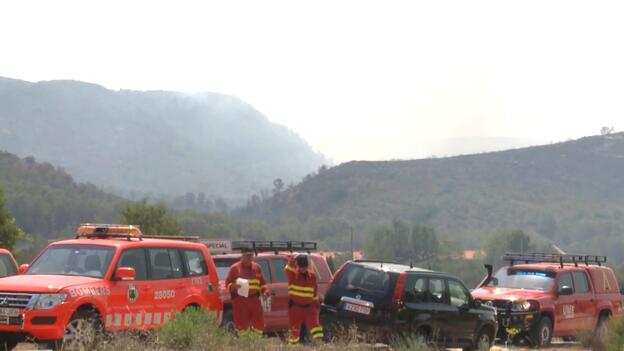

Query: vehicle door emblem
[128,284,138,303]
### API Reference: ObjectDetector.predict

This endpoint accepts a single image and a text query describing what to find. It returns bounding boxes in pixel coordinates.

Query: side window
[448,280,470,307]
[272,258,288,283]
[573,272,590,293]
[183,249,207,276]
[428,278,446,304]
[169,249,185,279]
[0,255,16,277]
[148,248,174,279]
[257,259,272,283]
[558,272,574,292]
[403,275,427,303]
[118,248,148,281]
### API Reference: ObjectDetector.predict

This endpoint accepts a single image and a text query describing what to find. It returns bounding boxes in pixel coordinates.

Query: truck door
[573,271,596,330]
[108,248,154,331]
[554,272,576,335]
[268,257,290,332]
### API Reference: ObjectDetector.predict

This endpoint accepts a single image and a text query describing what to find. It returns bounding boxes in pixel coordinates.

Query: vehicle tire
[60,308,102,351]
[595,315,609,344]
[463,327,493,351]
[530,316,552,348]
[221,308,236,334]
[0,337,18,351]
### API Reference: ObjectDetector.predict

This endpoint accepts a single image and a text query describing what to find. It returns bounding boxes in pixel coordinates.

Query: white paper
[236,278,249,297]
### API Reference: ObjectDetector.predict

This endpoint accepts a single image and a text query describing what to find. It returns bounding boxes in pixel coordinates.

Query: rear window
[214,258,238,280]
[333,263,397,298]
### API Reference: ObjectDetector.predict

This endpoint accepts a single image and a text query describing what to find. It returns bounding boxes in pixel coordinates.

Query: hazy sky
[1,1,623,163]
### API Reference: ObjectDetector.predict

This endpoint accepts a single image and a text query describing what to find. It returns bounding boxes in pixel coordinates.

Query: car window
[257,259,272,283]
[448,280,470,307]
[214,258,238,280]
[0,254,16,277]
[428,278,446,304]
[573,271,590,293]
[169,249,185,279]
[29,245,115,278]
[272,258,288,283]
[148,248,174,280]
[403,275,427,303]
[183,249,207,276]
[558,272,574,292]
[118,248,148,280]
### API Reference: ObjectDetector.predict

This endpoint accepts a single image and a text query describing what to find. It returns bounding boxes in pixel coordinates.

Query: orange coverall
[284,256,323,344]
[225,260,268,333]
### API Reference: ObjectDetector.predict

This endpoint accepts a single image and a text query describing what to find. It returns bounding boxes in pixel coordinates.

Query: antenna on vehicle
[410,260,413,269]
[559,256,564,269]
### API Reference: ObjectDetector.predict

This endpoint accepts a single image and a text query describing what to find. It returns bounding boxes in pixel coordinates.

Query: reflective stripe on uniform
[288,290,315,298]
[288,336,300,344]
[285,265,296,273]
[251,327,263,334]
[311,326,324,339]
[288,284,314,292]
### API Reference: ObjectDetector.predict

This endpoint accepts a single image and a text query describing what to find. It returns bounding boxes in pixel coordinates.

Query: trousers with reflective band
[288,304,323,344]
[284,258,319,305]
[231,295,264,333]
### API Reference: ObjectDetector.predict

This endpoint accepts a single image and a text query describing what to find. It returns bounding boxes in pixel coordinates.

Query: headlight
[31,294,68,310]
[511,300,537,312]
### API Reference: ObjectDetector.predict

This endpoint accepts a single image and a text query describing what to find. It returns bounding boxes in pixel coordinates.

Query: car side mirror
[472,300,482,308]
[115,267,136,281]
[558,285,573,296]
[18,264,29,274]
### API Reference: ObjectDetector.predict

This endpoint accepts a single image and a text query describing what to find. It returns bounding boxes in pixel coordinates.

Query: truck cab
[472,252,622,347]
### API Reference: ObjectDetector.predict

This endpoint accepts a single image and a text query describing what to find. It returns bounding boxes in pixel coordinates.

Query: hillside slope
[0,77,328,203]
[0,151,127,238]
[244,133,624,260]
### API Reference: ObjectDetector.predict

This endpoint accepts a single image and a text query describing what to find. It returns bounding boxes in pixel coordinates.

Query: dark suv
[321,260,498,350]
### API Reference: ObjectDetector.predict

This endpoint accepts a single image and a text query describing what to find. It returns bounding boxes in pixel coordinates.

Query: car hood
[472,286,547,301]
[0,274,100,293]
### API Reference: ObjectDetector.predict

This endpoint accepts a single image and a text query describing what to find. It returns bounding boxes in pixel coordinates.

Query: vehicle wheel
[595,315,609,343]
[221,309,236,333]
[530,316,552,348]
[0,338,18,351]
[463,327,493,351]
[61,309,102,351]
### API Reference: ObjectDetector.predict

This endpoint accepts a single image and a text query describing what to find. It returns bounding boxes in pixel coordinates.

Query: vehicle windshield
[214,258,238,280]
[487,268,555,290]
[27,245,116,278]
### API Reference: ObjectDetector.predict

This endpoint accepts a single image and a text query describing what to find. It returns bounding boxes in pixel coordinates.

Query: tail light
[392,272,407,308]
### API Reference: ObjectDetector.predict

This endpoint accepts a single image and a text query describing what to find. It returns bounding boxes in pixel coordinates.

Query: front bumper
[497,310,540,334]
[0,310,66,341]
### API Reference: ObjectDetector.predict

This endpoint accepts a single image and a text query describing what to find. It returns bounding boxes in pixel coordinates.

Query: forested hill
[0,76,328,204]
[243,133,624,260]
[0,151,126,238]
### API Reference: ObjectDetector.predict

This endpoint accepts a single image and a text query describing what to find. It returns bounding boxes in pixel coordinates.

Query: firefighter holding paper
[285,254,323,344]
[225,247,270,334]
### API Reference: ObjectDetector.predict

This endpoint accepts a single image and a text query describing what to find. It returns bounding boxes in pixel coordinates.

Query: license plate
[0,308,19,317]
[344,302,371,315]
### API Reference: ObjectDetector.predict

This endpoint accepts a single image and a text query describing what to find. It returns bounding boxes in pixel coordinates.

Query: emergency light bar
[503,252,607,267]
[76,224,143,240]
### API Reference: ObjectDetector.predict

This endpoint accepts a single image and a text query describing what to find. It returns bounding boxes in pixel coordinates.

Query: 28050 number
[155,290,176,300]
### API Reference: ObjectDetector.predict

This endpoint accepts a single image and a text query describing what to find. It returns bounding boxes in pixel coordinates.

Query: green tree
[0,186,23,251]
[120,200,182,236]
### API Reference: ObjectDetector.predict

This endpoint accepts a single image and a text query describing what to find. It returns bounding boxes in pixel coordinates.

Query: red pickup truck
[205,240,332,334]
[472,253,623,347]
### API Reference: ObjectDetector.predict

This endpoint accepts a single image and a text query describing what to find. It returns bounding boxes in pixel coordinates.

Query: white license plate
[344,302,371,315]
[0,308,19,317]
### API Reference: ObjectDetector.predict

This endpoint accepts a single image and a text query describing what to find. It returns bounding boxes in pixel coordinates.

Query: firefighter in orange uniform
[225,247,270,334]
[285,254,323,344]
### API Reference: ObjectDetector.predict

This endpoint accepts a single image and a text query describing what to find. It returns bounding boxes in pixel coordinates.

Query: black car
[321,260,498,350]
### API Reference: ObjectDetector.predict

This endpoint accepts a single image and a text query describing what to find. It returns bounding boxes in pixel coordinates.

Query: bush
[157,308,226,349]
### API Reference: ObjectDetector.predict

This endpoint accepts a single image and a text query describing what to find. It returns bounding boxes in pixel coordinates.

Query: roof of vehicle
[351,260,434,274]
[50,237,207,249]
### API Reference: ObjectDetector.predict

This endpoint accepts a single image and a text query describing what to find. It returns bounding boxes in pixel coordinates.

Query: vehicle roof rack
[232,240,317,255]
[503,252,607,268]
[142,235,200,242]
